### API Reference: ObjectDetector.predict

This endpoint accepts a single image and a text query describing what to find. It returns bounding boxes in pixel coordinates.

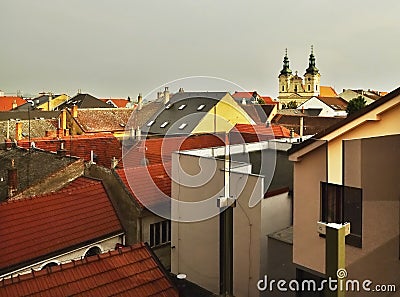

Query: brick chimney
[8,159,18,198]
[137,93,143,111]
[163,87,170,104]
[71,105,78,118]
[15,122,23,141]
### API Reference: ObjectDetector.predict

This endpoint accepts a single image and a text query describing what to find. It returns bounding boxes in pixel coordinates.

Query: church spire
[305,45,319,75]
[279,48,292,76]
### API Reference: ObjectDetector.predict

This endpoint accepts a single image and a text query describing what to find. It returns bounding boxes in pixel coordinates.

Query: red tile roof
[232,92,276,104]
[0,243,178,297]
[231,123,296,142]
[122,134,225,168]
[99,98,132,108]
[18,133,122,167]
[0,181,123,275]
[116,163,172,208]
[0,96,26,111]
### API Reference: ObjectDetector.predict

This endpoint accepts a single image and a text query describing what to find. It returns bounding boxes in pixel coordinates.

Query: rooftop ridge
[0,243,148,287]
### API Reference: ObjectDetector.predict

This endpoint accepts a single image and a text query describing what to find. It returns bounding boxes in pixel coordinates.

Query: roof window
[147,120,155,127]
[197,104,205,111]
[160,121,169,128]
[178,123,187,130]
[178,104,186,110]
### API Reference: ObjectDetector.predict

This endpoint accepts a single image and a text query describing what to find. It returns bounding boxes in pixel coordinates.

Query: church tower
[304,46,320,96]
[278,49,293,98]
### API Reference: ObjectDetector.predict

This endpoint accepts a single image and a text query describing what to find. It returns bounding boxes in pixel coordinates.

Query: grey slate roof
[142,92,228,136]
[57,93,112,109]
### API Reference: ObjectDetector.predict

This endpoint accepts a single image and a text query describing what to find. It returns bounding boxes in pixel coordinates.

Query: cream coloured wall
[192,93,255,134]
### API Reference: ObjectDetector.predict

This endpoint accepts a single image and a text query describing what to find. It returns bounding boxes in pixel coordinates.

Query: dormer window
[178,123,187,130]
[147,120,155,127]
[160,121,169,128]
[178,104,186,110]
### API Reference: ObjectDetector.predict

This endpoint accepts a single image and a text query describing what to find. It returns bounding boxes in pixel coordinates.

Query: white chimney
[163,87,170,104]
[241,98,247,105]
[136,127,142,140]
[300,117,304,138]
[137,93,143,110]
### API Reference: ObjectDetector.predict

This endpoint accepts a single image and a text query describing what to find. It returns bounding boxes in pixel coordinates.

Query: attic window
[160,121,169,128]
[197,104,205,111]
[178,123,187,130]
[178,104,186,110]
[147,120,155,127]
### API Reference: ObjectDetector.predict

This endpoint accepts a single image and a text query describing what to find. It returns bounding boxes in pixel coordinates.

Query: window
[84,246,101,257]
[178,104,186,110]
[321,182,362,247]
[178,123,187,130]
[308,85,311,91]
[160,121,169,128]
[316,85,318,91]
[165,103,172,109]
[197,104,206,111]
[282,86,285,92]
[294,85,298,92]
[147,120,155,127]
[149,220,171,247]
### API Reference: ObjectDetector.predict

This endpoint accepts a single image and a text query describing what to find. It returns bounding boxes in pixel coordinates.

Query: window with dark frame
[149,220,171,248]
[321,182,362,248]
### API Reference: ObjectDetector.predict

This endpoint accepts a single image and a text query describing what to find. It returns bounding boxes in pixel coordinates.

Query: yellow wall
[192,93,254,134]
[38,94,69,111]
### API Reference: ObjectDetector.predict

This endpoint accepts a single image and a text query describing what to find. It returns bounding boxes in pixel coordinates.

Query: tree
[285,100,298,109]
[346,96,366,115]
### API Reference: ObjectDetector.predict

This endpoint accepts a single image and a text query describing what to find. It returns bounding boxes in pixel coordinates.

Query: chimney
[137,93,143,111]
[57,142,67,157]
[111,157,118,169]
[157,92,163,99]
[241,98,247,105]
[290,128,294,138]
[266,120,270,128]
[130,127,136,140]
[300,117,304,138]
[15,122,23,141]
[60,110,67,130]
[72,105,78,118]
[7,159,18,198]
[163,87,170,104]
[56,128,64,138]
[178,87,184,93]
[136,127,141,140]
[12,100,18,110]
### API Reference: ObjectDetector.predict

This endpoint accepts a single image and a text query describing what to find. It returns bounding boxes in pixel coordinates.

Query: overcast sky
[0,0,399,99]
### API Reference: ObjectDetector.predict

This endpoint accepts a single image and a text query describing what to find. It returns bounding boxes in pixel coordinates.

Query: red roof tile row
[231,123,296,143]
[18,133,122,168]
[0,180,123,275]
[115,163,172,208]
[0,243,178,297]
[0,96,26,111]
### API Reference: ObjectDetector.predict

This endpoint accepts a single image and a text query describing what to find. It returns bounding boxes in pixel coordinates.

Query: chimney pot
[137,93,143,111]
[163,87,170,104]
[15,122,23,141]
[72,105,78,118]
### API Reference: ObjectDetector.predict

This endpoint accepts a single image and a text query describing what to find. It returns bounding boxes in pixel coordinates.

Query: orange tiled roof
[0,243,178,297]
[319,86,338,97]
[232,123,296,142]
[0,181,123,275]
[0,96,26,111]
[100,98,131,108]
[116,163,172,208]
[18,133,122,167]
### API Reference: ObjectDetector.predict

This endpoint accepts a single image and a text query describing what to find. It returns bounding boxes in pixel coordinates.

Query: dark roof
[0,180,123,276]
[0,110,61,121]
[128,101,164,129]
[0,147,78,201]
[288,86,400,155]
[58,93,112,109]
[240,104,275,124]
[272,114,342,136]
[17,133,122,167]
[0,243,178,297]
[142,92,227,135]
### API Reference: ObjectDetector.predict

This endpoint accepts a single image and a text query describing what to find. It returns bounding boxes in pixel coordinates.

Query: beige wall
[171,153,264,297]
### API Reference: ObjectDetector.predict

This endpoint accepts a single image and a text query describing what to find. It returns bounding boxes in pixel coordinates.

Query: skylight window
[197,104,205,111]
[165,103,172,109]
[178,123,187,130]
[178,104,186,110]
[160,121,169,128]
[147,120,155,127]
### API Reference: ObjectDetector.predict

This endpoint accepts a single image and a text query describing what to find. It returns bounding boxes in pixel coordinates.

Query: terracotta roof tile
[0,97,26,111]
[232,123,296,142]
[115,163,172,208]
[18,133,122,167]
[0,243,178,297]
[0,181,123,275]
[99,98,132,108]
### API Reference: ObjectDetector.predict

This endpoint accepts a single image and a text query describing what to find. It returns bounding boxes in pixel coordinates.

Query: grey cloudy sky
[0,0,399,99]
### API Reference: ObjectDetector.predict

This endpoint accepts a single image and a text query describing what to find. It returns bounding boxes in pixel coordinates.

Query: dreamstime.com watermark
[257,269,397,293]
